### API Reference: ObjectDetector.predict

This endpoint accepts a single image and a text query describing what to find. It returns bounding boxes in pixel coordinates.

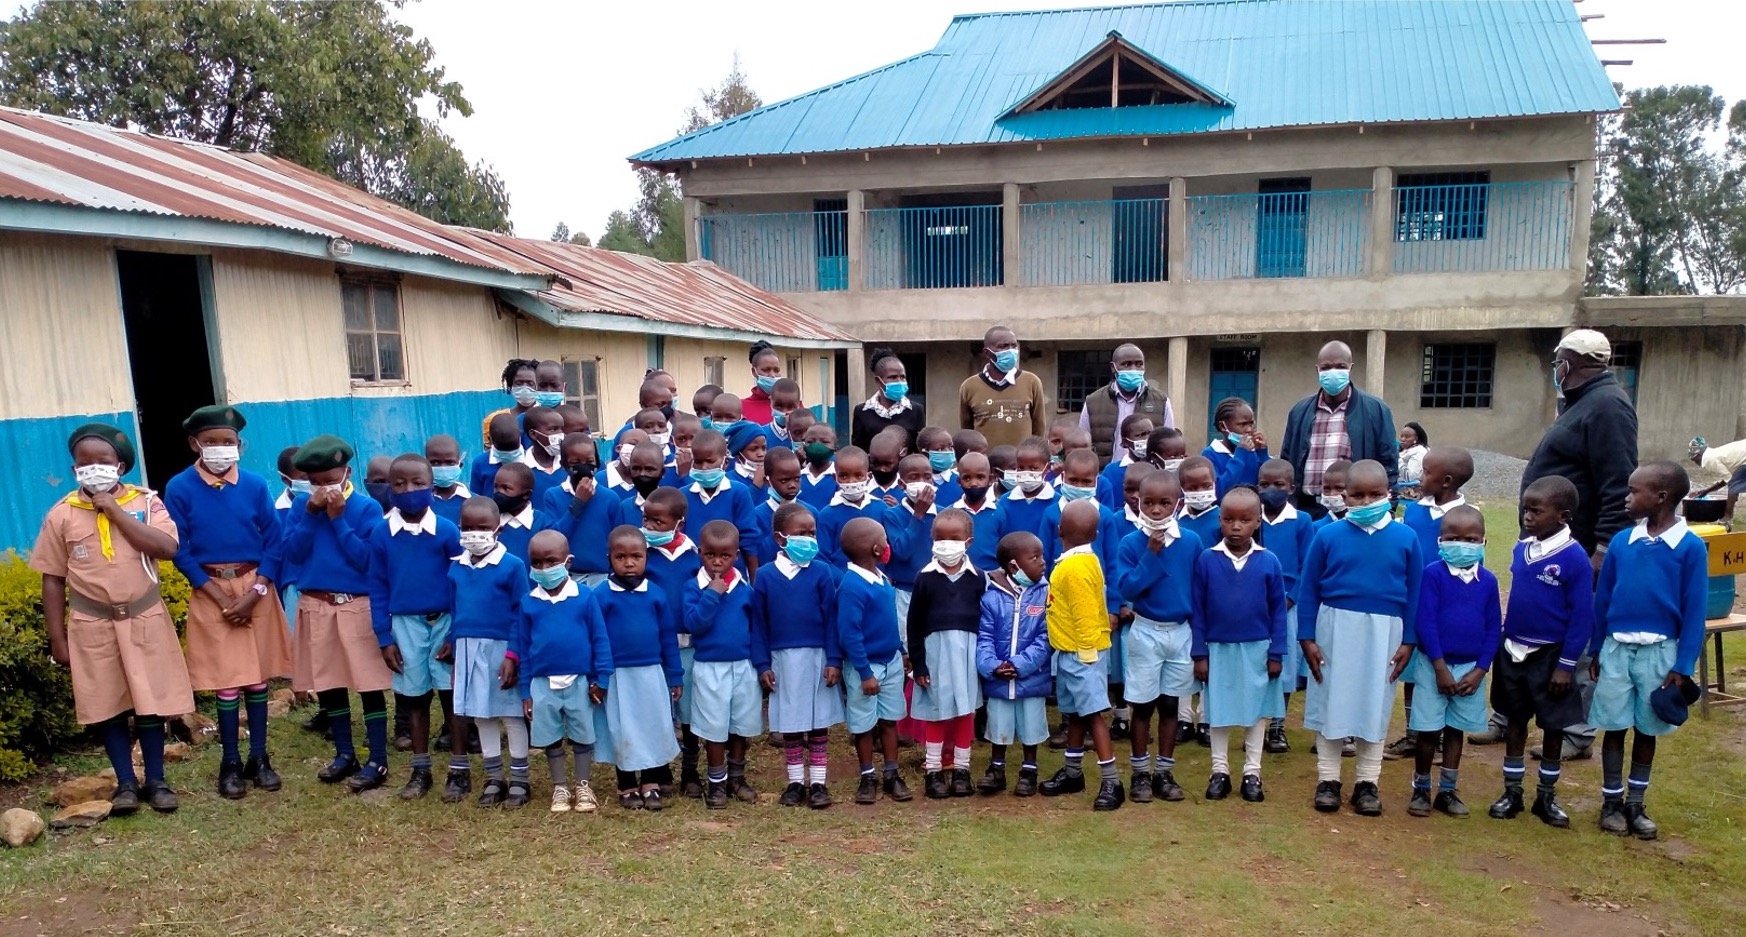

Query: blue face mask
[756,375,778,394]
[1115,369,1145,393]
[535,391,565,408]
[1438,540,1485,568]
[492,446,523,463]
[991,348,1019,372]
[643,527,675,547]
[772,410,789,428]
[1318,368,1351,396]
[390,488,432,515]
[530,564,570,590]
[430,464,463,488]
[289,478,313,496]
[1345,499,1391,526]
[1010,566,1034,587]
[1059,484,1096,503]
[699,417,715,431]
[691,466,726,488]
[882,380,908,403]
[999,475,1017,491]
[1258,487,1291,513]
[927,451,956,473]
[1226,431,1244,447]
[782,534,820,566]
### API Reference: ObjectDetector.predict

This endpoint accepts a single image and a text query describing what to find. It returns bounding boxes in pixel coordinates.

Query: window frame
[1419,342,1496,409]
[704,356,726,388]
[1608,341,1643,406]
[341,274,406,385]
[1394,170,1491,243]
[1055,349,1110,413]
[562,356,603,433]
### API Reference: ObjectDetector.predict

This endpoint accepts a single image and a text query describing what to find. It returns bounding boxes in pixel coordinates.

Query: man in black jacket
[1279,340,1399,514]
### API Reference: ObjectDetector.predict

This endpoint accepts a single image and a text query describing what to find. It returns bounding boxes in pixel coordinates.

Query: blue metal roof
[632,0,1620,163]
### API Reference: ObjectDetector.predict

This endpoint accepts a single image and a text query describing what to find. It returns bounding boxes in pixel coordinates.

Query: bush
[0,551,191,782]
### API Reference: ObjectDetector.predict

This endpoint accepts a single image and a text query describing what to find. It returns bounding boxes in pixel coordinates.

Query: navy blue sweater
[1297,517,1423,642]
[645,537,702,636]
[1592,523,1709,675]
[797,466,838,509]
[1401,499,1464,566]
[1177,505,1222,553]
[1504,536,1594,671]
[834,566,903,680]
[751,558,839,671]
[495,508,552,566]
[514,582,614,697]
[684,478,761,566]
[164,466,284,588]
[1116,528,1203,623]
[1190,548,1289,660]
[1260,507,1316,598]
[594,580,684,687]
[539,480,626,575]
[447,547,527,642]
[366,511,463,646]
[685,572,765,664]
[751,495,813,567]
[1203,440,1270,496]
[817,495,886,568]
[998,487,1056,551]
[282,490,381,595]
[429,485,471,528]
[881,502,936,589]
[1414,562,1502,669]
[906,565,988,678]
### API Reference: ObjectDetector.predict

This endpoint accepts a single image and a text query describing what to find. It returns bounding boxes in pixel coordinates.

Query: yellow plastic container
[1691,524,1738,619]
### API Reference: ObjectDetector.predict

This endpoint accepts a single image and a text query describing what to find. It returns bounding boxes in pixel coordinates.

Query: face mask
[647,432,671,448]
[659,404,676,422]
[1318,368,1351,396]
[1345,499,1390,526]
[904,481,933,502]
[781,534,819,566]
[756,374,779,394]
[74,463,121,493]
[1225,431,1244,447]
[1138,513,1176,534]
[492,446,523,463]
[872,469,898,487]
[1130,441,1148,459]
[998,475,1017,491]
[510,385,538,407]
[1258,487,1291,513]
[366,481,392,511]
[716,419,749,438]
[1059,484,1095,503]
[961,483,990,503]
[803,442,834,465]
[315,482,346,498]
[772,410,789,428]
[881,380,908,403]
[1161,458,1183,473]
[566,463,596,486]
[535,391,565,409]
[991,348,1019,372]
[200,445,240,474]
[642,527,675,547]
[838,479,871,501]
[431,464,463,488]
[617,444,636,467]
[1115,369,1145,393]
[532,432,562,458]
[632,476,661,498]
[531,563,570,590]
[1010,470,1044,494]
[1010,565,1034,588]
[391,488,432,515]
[927,451,956,473]
[698,417,715,432]
[610,573,645,591]
[494,492,529,516]
[1552,359,1571,394]
[1182,489,1217,512]
[1319,492,1346,513]
[289,478,314,496]
[458,530,497,556]
[932,540,967,566]
[1439,540,1485,568]
[691,466,725,488]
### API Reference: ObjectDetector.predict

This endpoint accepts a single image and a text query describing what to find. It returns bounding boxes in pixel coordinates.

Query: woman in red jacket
[742,341,783,426]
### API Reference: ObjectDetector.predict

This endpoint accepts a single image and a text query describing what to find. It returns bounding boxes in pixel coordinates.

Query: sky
[392,0,1746,242]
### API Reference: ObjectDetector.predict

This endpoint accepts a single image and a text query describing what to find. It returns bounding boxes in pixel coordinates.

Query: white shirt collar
[983,364,1017,387]
[862,395,913,419]
[920,559,978,579]
[1628,518,1690,549]
[652,536,696,560]
[734,462,760,480]
[499,504,536,530]
[388,508,438,536]
[950,496,995,514]
[1059,543,1096,559]
[453,542,509,566]
[1356,512,1392,533]
[845,563,888,586]
[1123,505,1143,527]
[1210,438,1235,456]
[773,554,806,578]
[932,468,957,485]
[1264,501,1301,524]
[694,567,743,593]
[1006,481,1056,503]
[607,577,649,592]
[1523,526,1574,562]
[1212,539,1261,570]
[1116,452,1136,467]
[1417,494,1466,519]
[690,475,734,502]
[603,462,633,490]
[530,578,582,603]
[1446,561,1480,583]
[802,463,836,481]
[436,482,473,499]
[275,489,294,510]
[829,491,875,509]
[518,449,562,475]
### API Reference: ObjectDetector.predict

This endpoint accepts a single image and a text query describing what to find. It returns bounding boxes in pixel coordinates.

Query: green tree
[0,0,512,231]
[549,221,592,247]
[596,211,650,255]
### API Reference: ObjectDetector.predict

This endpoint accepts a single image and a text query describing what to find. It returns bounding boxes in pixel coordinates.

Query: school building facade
[635,0,1743,465]
[0,107,857,552]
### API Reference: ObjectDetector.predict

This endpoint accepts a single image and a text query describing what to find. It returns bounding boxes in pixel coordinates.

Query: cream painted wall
[0,232,131,420]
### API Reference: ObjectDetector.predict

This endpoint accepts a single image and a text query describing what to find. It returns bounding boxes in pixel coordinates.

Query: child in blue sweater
[520,407,569,506]
[834,516,913,805]
[425,434,471,528]
[1391,446,1475,761]
[616,442,667,529]
[868,431,906,504]
[540,433,624,588]
[471,413,524,497]
[1144,426,1188,476]
[1298,459,1422,817]
[1096,414,1154,512]
[1175,456,1222,548]
[797,424,841,508]
[640,487,704,797]
[1315,460,1352,526]
[1203,398,1269,495]
[1404,505,1500,820]
[754,502,840,809]
[728,422,768,495]
[442,497,526,804]
[1489,475,1594,827]
[918,425,964,507]
[1589,462,1707,841]
[1191,488,1288,804]
[974,531,1052,797]
[683,429,762,577]
[685,521,765,809]
[593,526,684,811]
[597,427,649,502]
[1044,449,1131,732]
[817,446,884,567]
[883,454,940,620]
[999,437,1057,546]
[515,528,611,815]
[948,452,1006,573]
[1117,462,1155,535]
[491,462,549,565]
[752,448,812,568]
[273,445,307,628]
[1257,459,1316,752]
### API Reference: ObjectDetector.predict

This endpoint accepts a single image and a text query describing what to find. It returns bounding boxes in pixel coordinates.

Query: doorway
[1112,184,1169,283]
[814,198,848,291]
[897,192,1003,289]
[1255,177,1311,278]
[1206,346,1260,439]
[116,250,218,487]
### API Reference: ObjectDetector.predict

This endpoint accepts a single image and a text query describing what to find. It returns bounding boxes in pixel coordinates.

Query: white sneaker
[550,784,572,813]
[574,781,598,813]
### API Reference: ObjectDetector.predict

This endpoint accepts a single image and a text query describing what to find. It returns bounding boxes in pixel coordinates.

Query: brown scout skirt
[67,601,196,726]
[293,593,393,693]
[184,569,294,691]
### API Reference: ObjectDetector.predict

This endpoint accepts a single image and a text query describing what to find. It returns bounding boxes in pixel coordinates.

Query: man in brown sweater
[958,325,1049,449]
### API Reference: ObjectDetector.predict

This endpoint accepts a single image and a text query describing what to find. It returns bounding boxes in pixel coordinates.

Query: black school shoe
[1349,781,1383,816]
[503,780,530,809]
[681,776,705,800]
[642,788,666,812]
[477,778,506,808]
[1153,770,1186,802]
[441,770,472,803]
[109,783,141,816]
[1013,768,1039,798]
[1598,798,1629,835]
[808,783,832,809]
[1047,721,1069,750]
[706,780,729,810]
[1195,723,1212,747]
[217,761,247,800]
[1625,802,1659,840]
[1434,791,1469,818]
[976,764,1007,795]
[1531,791,1570,828]
[242,755,282,792]
[730,777,758,803]
[346,762,388,793]
[399,767,433,801]
[1408,788,1433,817]
[1129,771,1154,803]
[144,781,179,813]
[950,768,973,798]
[779,782,806,807]
[1240,774,1264,803]
[1039,768,1085,797]
[1109,716,1131,741]
[1264,724,1290,754]
[1205,772,1232,801]
[317,755,359,784]
[882,774,914,802]
[1092,778,1125,811]
[1488,788,1525,820]
[1313,780,1342,813]
[924,771,950,800]
[1176,721,1195,745]
[854,774,880,805]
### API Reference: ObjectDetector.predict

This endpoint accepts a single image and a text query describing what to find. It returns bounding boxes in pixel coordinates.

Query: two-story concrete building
[634,0,1743,461]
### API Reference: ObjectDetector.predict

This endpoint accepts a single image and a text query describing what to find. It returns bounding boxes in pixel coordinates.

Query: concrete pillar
[1167,335,1188,426]
[1167,177,1188,282]
[846,189,866,293]
[683,196,701,262]
[1365,329,1387,396]
[1569,160,1596,276]
[845,344,866,410]
[1002,182,1022,287]
[1368,166,1394,279]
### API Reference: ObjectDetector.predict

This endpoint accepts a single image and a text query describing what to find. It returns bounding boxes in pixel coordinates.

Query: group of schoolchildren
[35,353,1707,839]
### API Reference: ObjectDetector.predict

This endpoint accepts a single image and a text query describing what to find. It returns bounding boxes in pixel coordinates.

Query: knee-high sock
[216,689,242,763]
[1355,738,1384,784]
[1315,732,1344,783]
[1241,720,1266,777]
[476,717,504,778]
[243,685,270,759]
[807,729,829,785]
[320,688,353,759]
[102,715,137,787]
[783,734,805,784]
[359,690,388,766]
[503,718,530,782]
[1208,726,1232,775]
[573,743,594,784]
[546,743,569,785]
[949,713,974,769]
[135,716,166,784]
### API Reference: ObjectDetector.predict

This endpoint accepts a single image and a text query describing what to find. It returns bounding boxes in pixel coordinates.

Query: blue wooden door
[1255,178,1310,279]
[1206,347,1260,439]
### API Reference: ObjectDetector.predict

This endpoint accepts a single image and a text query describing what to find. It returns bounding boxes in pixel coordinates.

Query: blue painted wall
[0,411,144,556]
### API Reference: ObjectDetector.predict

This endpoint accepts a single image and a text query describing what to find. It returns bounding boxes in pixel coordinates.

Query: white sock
[924,742,943,772]
[1208,726,1232,775]
[1356,738,1385,784]
[1114,705,1131,721]
[1315,732,1344,783]
[787,761,805,784]
[809,761,828,786]
[476,718,503,760]
[503,717,530,760]
[1242,720,1266,777]
[953,746,972,769]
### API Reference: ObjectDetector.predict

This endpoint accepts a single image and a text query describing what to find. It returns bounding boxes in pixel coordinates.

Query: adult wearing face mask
[1278,340,1399,515]
[743,340,783,426]
[1079,343,1174,466]
[852,347,927,451]
[959,325,1048,450]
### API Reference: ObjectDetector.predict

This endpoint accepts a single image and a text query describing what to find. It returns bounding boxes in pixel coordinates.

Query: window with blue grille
[1057,350,1109,412]
[1420,343,1495,408]
[1609,341,1642,405]
[1395,171,1490,242]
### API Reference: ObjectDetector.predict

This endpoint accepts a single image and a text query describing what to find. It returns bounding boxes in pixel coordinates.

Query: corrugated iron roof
[633,0,1621,163]
[472,232,859,344]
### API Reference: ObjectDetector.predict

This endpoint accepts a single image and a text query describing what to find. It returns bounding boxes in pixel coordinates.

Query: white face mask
[200,444,240,473]
[932,540,967,566]
[458,530,497,556]
[1161,459,1184,473]
[1130,441,1148,458]
[1182,489,1217,511]
[315,482,345,497]
[647,432,671,448]
[534,432,562,458]
[838,479,871,501]
[1319,493,1346,513]
[904,481,934,502]
[1138,514,1177,534]
[1011,470,1045,493]
[618,444,636,467]
[510,385,538,407]
[74,463,121,493]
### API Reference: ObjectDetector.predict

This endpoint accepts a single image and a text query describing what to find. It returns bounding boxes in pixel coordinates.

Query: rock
[1,808,45,847]
[49,801,111,830]
[97,768,117,782]
[265,698,291,719]
[173,712,216,745]
[52,775,115,808]
[270,687,296,705]
[162,741,193,763]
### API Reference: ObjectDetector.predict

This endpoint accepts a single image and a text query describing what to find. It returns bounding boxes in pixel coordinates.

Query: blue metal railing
[698,210,848,292]
[1185,189,1372,280]
[1020,198,1169,286]
[1391,180,1573,273]
[864,204,1003,290]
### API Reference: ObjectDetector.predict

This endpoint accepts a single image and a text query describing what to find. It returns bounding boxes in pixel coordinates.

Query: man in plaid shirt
[1279,341,1400,515]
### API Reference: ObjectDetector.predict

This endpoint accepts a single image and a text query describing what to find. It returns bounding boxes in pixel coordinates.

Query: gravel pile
[1464,449,1528,502]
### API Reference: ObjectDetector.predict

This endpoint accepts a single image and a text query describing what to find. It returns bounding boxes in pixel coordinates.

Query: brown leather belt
[301,589,359,605]
[202,561,259,580]
[68,589,162,621]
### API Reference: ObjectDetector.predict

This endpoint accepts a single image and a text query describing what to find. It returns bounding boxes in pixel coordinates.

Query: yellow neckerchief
[64,485,146,561]
[196,462,239,489]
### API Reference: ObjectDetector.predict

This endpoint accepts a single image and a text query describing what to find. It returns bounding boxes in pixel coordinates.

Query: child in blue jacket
[974,531,1053,798]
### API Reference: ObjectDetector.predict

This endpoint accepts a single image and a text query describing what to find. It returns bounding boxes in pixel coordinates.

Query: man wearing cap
[282,434,396,792]
[32,423,194,816]
[1079,343,1174,466]
[163,405,293,800]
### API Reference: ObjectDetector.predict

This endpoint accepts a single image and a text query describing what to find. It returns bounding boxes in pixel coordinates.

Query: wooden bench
[1698,613,1746,717]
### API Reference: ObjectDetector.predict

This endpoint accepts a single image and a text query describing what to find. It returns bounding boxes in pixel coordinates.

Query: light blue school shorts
[1589,637,1681,736]
[1124,615,1199,704]
[690,659,763,742]
[1405,652,1489,734]
[1054,649,1111,717]
[390,612,452,697]
[844,651,906,734]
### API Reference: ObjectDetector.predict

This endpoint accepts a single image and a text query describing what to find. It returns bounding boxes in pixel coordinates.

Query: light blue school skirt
[530,676,596,747]
[1054,649,1111,716]
[452,637,521,719]
[572,571,608,590]
[1405,653,1488,734]
[1301,606,1404,743]
[1204,640,1286,728]
[909,630,982,722]
[596,663,680,772]
[1281,606,1307,690]
[390,613,453,698]
[673,644,696,725]
[844,651,906,734]
[985,696,1049,746]
[1124,615,1198,704]
[690,659,763,742]
[768,647,843,733]
[1589,637,1680,736]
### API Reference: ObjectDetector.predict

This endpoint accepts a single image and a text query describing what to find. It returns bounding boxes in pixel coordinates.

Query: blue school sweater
[684,478,761,565]
[593,463,639,503]
[751,495,811,567]
[1504,535,1595,670]
[494,506,551,565]
[366,509,463,646]
[947,496,1007,573]
[447,545,527,642]
[594,579,684,687]
[1038,499,1124,571]
[1095,456,1138,513]
[514,580,614,697]
[1189,547,1288,660]
[539,480,625,576]
[817,493,887,568]
[645,536,703,637]
[1177,505,1222,551]
[273,490,301,587]
[1414,562,1502,668]
[1297,517,1424,642]
[618,491,648,529]
[1203,440,1269,495]
[930,476,964,513]
[282,490,381,595]
[468,451,517,498]
[798,465,839,508]
[764,424,795,451]
[164,465,284,588]
[429,484,472,528]
[685,571,764,665]
[525,457,568,507]
[998,484,1056,547]
[1591,522,1709,675]
[1116,527,1204,622]
[1260,505,1317,599]
[1401,497,1465,567]
[881,500,936,589]
[835,565,903,680]
[750,558,839,672]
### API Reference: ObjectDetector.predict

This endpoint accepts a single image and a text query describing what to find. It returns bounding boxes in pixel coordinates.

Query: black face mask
[610,572,645,591]
[659,404,675,422]
[494,492,530,516]
[567,464,597,486]
[632,475,662,497]
[872,469,898,487]
[961,484,990,504]
[365,481,392,511]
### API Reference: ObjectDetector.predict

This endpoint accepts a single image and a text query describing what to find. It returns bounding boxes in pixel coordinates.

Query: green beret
[67,423,136,473]
[291,434,355,472]
[182,404,246,435]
